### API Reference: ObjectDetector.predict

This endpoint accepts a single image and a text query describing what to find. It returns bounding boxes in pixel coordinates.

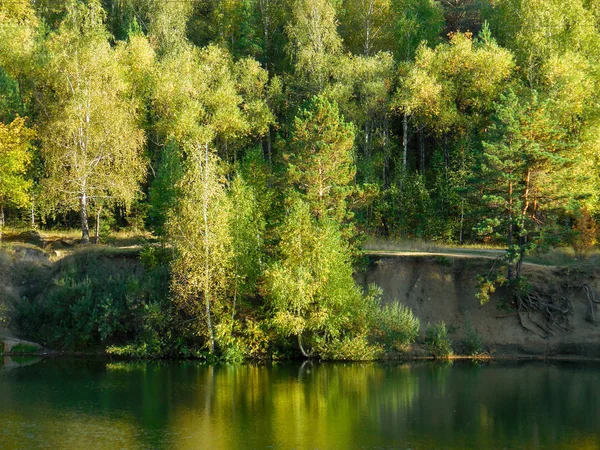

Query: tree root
[583,284,599,325]
[517,290,573,334]
[516,280,599,333]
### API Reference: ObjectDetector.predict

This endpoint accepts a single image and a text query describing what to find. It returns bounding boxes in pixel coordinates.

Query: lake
[0,358,599,449]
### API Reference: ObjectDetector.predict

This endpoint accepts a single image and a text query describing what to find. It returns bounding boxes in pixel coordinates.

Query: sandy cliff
[358,255,600,357]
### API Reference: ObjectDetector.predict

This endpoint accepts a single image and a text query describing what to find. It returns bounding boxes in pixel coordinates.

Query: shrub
[462,321,484,355]
[425,322,453,358]
[374,301,420,352]
[15,250,174,354]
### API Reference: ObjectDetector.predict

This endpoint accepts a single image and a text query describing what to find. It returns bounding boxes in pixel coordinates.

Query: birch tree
[340,0,393,55]
[168,148,232,354]
[38,1,145,244]
[287,0,342,95]
[155,44,266,354]
[265,199,372,358]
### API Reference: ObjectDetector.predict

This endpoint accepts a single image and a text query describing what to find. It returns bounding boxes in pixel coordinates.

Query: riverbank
[358,254,600,358]
[2,234,599,360]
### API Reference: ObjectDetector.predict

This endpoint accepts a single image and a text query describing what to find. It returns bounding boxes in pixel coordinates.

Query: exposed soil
[357,255,600,358]
[2,242,599,358]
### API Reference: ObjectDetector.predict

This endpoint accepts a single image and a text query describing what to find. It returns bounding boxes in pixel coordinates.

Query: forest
[0,0,599,359]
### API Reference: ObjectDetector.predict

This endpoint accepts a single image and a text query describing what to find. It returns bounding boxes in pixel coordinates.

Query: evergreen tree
[476,90,567,278]
[285,96,356,222]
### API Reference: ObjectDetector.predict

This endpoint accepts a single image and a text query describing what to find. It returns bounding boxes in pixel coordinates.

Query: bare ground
[357,254,600,357]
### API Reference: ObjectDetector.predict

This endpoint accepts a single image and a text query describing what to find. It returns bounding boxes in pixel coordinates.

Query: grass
[363,236,600,268]
[363,237,505,255]
[525,246,600,267]
[2,227,152,258]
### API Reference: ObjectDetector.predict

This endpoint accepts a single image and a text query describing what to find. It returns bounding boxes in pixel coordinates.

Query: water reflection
[0,355,42,372]
[0,359,599,449]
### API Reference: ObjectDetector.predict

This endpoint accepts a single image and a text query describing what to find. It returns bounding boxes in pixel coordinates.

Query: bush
[15,250,175,354]
[374,301,420,352]
[425,322,453,358]
[462,321,484,356]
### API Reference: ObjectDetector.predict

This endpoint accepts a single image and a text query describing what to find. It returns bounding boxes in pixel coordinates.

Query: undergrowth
[425,322,453,358]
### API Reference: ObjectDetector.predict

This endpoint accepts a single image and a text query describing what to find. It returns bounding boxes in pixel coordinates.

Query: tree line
[1,0,599,358]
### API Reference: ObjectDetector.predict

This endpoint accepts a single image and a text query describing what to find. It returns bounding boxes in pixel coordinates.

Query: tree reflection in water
[0,360,599,449]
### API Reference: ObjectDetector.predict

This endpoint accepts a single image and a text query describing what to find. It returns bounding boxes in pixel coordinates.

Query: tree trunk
[516,235,526,280]
[383,115,390,188]
[459,199,464,244]
[507,180,514,280]
[267,126,272,163]
[298,333,310,358]
[443,137,450,171]
[30,202,35,229]
[364,122,370,158]
[203,142,216,354]
[516,170,531,280]
[419,127,425,174]
[402,114,408,170]
[0,204,4,241]
[80,193,90,245]
[94,206,102,244]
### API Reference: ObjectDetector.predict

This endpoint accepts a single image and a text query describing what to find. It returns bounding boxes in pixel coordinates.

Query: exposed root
[516,278,599,333]
[583,284,599,325]
[517,289,573,335]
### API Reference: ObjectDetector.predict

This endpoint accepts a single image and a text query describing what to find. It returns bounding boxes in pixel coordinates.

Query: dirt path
[365,249,503,259]
[364,249,558,269]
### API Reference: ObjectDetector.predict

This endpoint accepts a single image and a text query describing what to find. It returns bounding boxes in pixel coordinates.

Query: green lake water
[0,358,599,449]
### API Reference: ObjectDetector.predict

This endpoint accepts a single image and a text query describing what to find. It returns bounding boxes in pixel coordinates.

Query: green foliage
[0,117,34,211]
[373,300,420,351]
[1,0,600,361]
[229,175,266,301]
[391,0,444,60]
[476,271,506,305]
[462,321,484,356]
[287,0,342,94]
[15,250,174,354]
[286,96,356,223]
[147,143,184,237]
[376,171,433,238]
[266,199,381,359]
[425,322,453,358]
[0,301,8,327]
[316,335,382,361]
[168,150,232,354]
[0,69,25,123]
[339,0,394,56]
[36,2,146,242]
[397,30,514,135]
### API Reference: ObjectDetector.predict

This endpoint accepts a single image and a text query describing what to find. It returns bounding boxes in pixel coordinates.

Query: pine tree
[285,96,356,222]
